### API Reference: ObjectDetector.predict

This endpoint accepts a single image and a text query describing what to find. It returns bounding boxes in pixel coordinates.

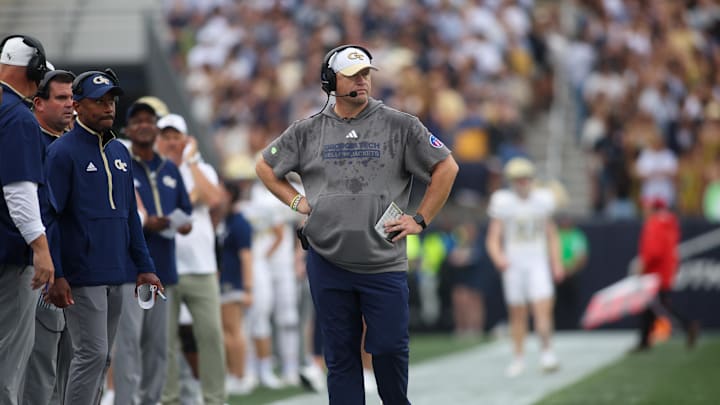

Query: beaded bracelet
[290,194,303,211]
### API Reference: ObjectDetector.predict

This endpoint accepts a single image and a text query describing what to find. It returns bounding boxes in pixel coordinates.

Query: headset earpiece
[23,35,47,83]
[320,45,373,95]
[36,70,76,99]
[72,71,93,96]
[103,68,119,86]
[321,45,346,95]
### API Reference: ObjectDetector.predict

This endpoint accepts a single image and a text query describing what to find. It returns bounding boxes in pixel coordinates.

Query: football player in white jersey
[486,157,564,377]
[242,177,304,388]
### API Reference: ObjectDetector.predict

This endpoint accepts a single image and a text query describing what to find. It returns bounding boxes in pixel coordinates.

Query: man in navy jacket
[111,98,193,405]
[45,69,162,405]
[0,34,54,405]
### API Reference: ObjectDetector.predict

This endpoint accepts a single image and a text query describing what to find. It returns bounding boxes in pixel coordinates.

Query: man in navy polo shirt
[44,69,162,405]
[0,34,54,405]
[111,98,192,405]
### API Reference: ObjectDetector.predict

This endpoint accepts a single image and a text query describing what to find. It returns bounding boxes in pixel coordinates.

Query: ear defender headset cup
[0,34,48,84]
[320,44,373,95]
[72,68,120,97]
[36,69,76,99]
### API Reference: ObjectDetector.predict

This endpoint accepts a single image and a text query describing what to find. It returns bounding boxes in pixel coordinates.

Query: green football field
[228,333,487,405]
[228,333,719,405]
[536,335,720,405]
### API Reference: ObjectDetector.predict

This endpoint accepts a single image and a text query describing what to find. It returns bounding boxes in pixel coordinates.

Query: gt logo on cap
[347,52,365,60]
[93,75,111,85]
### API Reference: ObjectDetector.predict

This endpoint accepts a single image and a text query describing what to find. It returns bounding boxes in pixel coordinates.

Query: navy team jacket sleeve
[127,161,155,274]
[45,143,72,278]
[0,110,44,185]
[175,165,193,216]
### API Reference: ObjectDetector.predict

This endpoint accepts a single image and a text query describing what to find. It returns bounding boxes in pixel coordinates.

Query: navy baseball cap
[73,72,123,101]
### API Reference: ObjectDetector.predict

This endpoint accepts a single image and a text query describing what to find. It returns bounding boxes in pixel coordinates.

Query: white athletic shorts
[247,256,299,338]
[220,289,248,305]
[501,262,554,305]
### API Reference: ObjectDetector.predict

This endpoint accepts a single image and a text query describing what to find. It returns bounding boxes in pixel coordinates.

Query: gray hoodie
[262,98,451,273]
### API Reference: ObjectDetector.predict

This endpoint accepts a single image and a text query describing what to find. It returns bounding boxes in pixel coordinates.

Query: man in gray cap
[45,69,162,405]
[156,113,227,405]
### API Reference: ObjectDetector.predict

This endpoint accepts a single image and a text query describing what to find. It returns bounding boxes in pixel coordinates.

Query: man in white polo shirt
[156,113,227,405]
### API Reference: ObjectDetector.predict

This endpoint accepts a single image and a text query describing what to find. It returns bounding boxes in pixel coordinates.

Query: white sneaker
[299,364,326,392]
[239,374,259,393]
[99,389,114,405]
[363,371,377,394]
[540,350,560,373]
[259,371,284,389]
[225,375,235,391]
[505,358,525,378]
[186,378,203,404]
[282,372,301,387]
[227,374,257,395]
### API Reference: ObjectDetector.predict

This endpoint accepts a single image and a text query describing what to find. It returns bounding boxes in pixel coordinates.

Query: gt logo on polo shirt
[114,159,128,172]
[162,175,177,189]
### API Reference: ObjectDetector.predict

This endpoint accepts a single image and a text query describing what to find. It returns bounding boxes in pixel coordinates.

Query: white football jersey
[488,187,555,263]
[176,161,219,275]
[243,181,304,268]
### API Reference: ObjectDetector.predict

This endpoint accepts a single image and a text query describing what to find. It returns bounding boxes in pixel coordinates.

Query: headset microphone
[335,91,358,98]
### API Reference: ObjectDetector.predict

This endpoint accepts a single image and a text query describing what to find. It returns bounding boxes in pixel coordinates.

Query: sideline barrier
[415,219,720,332]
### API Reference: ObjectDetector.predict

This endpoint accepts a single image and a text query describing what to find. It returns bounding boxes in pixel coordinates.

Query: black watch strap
[413,214,427,230]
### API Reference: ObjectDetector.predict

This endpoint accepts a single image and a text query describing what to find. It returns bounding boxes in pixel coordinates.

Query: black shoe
[628,343,651,354]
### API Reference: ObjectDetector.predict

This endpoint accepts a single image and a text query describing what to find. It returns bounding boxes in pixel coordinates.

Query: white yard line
[270,331,635,405]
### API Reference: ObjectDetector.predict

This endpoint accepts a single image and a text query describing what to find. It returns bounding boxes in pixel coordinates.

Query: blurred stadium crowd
[163,0,550,206]
[162,0,720,222]
[569,0,720,220]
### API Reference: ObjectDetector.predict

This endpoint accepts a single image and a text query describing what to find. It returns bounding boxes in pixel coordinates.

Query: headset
[0,34,48,84]
[36,69,76,99]
[320,44,373,95]
[72,68,120,97]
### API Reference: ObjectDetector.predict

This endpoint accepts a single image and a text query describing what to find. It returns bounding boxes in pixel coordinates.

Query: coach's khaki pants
[162,274,226,405]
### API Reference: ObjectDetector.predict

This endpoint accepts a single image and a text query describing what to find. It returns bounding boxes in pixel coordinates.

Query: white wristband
[187,154,200,164]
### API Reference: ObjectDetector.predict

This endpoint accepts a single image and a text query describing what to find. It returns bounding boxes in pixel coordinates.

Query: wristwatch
[413,213,427,230]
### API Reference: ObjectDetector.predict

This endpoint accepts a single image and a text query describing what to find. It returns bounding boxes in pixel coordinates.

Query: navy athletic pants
[306,248,411,405]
